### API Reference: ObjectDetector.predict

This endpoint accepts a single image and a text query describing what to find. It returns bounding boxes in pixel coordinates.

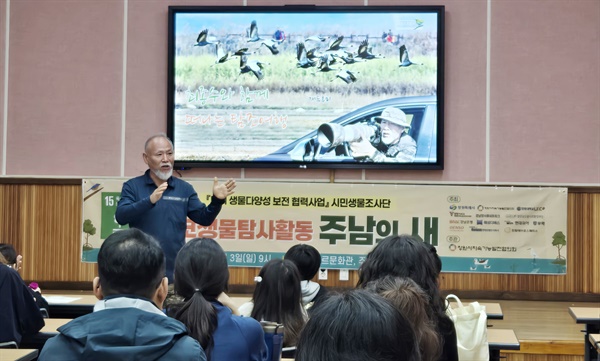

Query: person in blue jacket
[168,238,268,361]
[38,228,206,361]
[115,133,236,282]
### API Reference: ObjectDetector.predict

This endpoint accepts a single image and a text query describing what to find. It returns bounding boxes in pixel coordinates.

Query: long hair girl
[250,258,306,347]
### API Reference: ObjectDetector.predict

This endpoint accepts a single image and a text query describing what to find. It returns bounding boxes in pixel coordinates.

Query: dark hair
[0,243,18,264]
[295,289,420,361]
[425,242,442,276]
[251,259,305,346]
[97,228,165,300]
[170,238,229,359]
[357,235,453,349]
[284,244,321,280]
[365,276,441,361]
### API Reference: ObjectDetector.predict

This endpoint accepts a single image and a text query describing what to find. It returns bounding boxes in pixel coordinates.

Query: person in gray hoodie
[39,228,205,361]
[284,244,329,311]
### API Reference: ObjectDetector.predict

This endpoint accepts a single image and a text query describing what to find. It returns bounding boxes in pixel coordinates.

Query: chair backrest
[0,341,18,348]
[261,321,284,361]
[281,346,296,359]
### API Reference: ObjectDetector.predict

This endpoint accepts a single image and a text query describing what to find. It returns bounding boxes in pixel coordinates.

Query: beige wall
[0,0,598,184]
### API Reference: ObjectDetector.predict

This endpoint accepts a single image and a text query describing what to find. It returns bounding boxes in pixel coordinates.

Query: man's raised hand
[213,177,236,200]
[150,182,168,204]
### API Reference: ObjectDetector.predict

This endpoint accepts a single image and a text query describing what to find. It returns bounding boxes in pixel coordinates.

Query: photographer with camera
[349,107,416,162]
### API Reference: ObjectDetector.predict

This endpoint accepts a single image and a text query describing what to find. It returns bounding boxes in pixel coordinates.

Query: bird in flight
[312,55,338,74]
[247,20,261,42]
[260,38,280,55]
[211,44,234,66]
[326,35,345,51]
[304,35,327,43]
[357,40,383,60]
[335,52,364,65]
[296,43,316,68]
[239,55,269,80]
[414,19,424,30]
[333,69,358,84]
[195,29,219,47]
[398,45,422,67]
[233,48,255,57]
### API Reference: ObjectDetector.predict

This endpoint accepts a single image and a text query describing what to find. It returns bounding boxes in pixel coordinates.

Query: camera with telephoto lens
[316,119,381,150]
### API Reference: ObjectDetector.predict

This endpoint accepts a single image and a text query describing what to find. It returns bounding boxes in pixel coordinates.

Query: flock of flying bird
[193,20,422,83]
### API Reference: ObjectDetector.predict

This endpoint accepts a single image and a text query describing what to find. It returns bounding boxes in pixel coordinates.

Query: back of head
[295,289,420,361]
[173,238,229,300]
[365,276,441,361]
[171,238,229,357]
[357,235,435,290]
[252,258,305,346]
[98,228,165,300]
[284,244,321,281]
[356,235,449,330]
[0,243,17,264]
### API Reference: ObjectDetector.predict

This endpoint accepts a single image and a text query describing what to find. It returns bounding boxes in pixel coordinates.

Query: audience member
[295,289,420,361]
[238,259,306,347]
[0,243,48,312]
[39,228,205,361]
[357,234,459,361]
[0,243,22,271]
[0,262,45,345]
[168,238,267,361]
[284,244,328,311]
[366,276,442,361]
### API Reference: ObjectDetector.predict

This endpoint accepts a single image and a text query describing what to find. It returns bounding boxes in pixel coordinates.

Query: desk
[19,318,71,351]
[45,294,96,318]
[488,328,520,358]
[481,302,503,320]
[0,349,39,361]
[589,334,600,353]
[40,318,72,333]
[569,307,600,361]
[448,301,504,320]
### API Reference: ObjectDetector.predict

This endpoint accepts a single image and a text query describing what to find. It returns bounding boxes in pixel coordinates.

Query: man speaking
[115,133,236,282]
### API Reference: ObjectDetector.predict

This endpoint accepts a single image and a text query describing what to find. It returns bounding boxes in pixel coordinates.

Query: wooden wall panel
[501,355,581,361]
[0,181,597,297]
[0,183,96,283]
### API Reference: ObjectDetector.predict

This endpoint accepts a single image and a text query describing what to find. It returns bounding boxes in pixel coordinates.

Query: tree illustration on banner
[83,219,96,251]
[551,231,566,265]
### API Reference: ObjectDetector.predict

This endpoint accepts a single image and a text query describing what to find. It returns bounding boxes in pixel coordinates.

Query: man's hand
[150,182,168,204]
[349,139,377,159]
[213,178,236,200]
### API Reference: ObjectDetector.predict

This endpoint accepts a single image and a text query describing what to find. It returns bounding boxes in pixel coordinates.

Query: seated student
[284,244,328,310]
[238,259,306,348]
[0,243,49,312]
[38,228,205,361]
[357,234,458,361]
[295,289,420,361]
[168,238,267,361]
[0,243,22,272]
[0,256,45,346]
[366,276,442,361]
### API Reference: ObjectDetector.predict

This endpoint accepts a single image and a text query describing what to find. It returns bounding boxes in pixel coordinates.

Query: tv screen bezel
[167,5,445,170]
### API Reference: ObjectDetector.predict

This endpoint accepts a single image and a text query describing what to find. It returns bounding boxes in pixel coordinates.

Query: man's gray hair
[144,133,174,152]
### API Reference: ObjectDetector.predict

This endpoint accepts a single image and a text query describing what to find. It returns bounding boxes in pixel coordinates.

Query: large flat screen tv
[168,5,444,170]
